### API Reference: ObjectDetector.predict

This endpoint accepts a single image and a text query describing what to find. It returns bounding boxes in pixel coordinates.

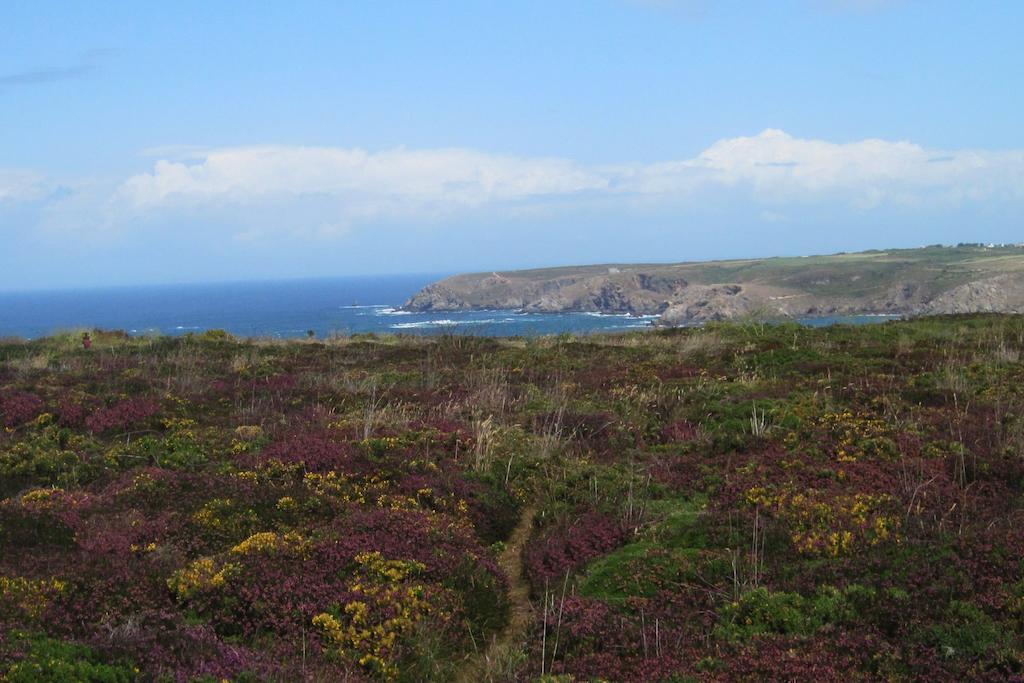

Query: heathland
[2,316,1024,680]
[405,244,1024,325]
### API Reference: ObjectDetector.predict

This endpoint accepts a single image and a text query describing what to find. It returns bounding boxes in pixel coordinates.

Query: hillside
[3,318,1024,679]
[404,244,1024,324]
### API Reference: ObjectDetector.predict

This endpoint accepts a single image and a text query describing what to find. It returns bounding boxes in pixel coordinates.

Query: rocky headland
[403,245,1024,325]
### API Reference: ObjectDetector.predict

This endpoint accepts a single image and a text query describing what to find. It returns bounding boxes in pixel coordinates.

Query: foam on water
[390,317,525,329]
[391,319,460,329]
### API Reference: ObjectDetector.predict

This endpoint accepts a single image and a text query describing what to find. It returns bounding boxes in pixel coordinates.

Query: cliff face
[404,269,689,315]
[403,246,1024,325]
[920,274,1024,315]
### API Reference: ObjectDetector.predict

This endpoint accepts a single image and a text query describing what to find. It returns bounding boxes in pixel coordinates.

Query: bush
[924,600,1009,660]
[523,511,626,593]
[715,585,877,643]
[0,391,44,428]
[1,632,136,682]
[86,398,160,434]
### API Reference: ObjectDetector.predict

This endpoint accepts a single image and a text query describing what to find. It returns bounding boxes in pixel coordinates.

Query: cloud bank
[117,130,1024,219]
[119,147,609,216]
[5,129,1024,289]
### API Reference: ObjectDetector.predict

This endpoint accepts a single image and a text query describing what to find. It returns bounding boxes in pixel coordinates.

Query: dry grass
[6,353,53,374]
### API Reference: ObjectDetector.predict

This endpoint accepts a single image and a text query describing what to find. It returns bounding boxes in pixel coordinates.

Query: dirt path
[456,506,536,683]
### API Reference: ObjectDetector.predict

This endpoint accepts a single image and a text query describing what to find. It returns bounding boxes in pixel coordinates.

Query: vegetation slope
[2,316,1024,680]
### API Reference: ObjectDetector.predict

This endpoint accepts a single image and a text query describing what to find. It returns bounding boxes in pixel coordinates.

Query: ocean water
[0,275,900,340]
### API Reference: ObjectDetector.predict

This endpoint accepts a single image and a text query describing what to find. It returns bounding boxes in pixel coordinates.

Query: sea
[0,275,900,340]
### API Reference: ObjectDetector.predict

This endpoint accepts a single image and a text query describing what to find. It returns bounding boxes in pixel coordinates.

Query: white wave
[340,304,389,309]
[390,319,459,329]
[580,311,652,318]
[390,317,520,329]
[376,307,414,315]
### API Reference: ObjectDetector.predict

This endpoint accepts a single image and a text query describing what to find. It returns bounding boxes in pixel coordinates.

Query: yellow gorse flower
[746,485,900,556]
[0,575,67,619]
[312,552,431,681]
[167,557,239,599]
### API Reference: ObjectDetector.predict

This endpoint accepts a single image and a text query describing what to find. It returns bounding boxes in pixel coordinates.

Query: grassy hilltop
[405,244,1024,324]
[3,317,1024,680]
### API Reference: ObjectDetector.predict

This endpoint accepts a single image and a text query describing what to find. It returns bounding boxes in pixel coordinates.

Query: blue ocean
[0,275,898,340]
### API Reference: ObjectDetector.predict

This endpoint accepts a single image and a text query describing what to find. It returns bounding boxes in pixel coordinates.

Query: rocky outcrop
[919,274,1024,315]
[403,246,1024,325]
[658,285,760,324]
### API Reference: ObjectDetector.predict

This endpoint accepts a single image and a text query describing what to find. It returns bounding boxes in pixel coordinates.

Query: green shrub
[924,600,1009,660]
[715,584,878,643]
[198,329,234,342]
[1,632,136,682]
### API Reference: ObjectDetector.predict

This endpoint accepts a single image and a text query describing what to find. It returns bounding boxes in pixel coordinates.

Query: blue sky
[2,1,1023,290]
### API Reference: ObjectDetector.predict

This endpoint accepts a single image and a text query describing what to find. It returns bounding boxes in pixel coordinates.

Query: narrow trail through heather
[455,506,536,683]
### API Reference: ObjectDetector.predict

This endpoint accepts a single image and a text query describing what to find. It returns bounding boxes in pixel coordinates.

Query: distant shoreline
[403,244,1024,325]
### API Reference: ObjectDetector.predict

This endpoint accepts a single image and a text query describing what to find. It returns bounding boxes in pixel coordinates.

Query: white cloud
[117,130,1024,219]
[0,169,51,203]
[119,146,609,215]
[635,129,1024,208]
